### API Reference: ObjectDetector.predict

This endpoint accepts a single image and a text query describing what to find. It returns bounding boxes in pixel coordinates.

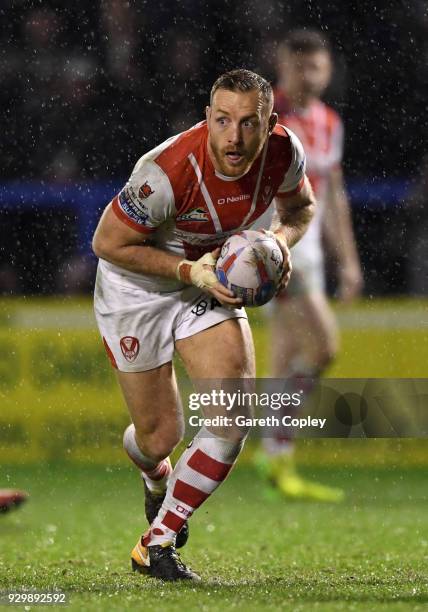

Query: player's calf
[131,426,245,579]
[124,424,189,548]
[143,426,246,547]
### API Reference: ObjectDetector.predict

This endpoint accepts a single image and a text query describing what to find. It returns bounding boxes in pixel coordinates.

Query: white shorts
[94,264,247,372]
[284,256,325,298]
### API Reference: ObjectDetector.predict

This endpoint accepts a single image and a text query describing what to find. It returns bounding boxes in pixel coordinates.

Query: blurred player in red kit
[92,69,316,580]
[254,30,363,502]
[0,489,28,513]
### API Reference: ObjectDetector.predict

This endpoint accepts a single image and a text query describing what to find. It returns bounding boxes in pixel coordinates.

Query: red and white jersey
[275,89,344,264]
[274,89,343,200]
[101,120,306,291]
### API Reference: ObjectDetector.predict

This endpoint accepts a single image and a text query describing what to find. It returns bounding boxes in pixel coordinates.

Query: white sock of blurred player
[263,356,320,456]
[123,424,172,495]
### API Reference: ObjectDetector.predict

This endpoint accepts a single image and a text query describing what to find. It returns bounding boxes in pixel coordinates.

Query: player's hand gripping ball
[215,230,283,307]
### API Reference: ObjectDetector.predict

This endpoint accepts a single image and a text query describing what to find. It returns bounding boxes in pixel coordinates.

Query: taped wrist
[176,253,218,289]
[176,260,193,284]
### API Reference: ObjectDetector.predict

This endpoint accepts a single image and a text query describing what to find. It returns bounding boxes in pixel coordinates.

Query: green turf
[0,463,427,611]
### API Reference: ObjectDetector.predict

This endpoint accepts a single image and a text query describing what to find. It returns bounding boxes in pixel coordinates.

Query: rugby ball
[216,230,283,307]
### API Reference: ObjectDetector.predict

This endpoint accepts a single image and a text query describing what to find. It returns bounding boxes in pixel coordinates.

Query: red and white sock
[123,424,172,495]
[143,427,245,546]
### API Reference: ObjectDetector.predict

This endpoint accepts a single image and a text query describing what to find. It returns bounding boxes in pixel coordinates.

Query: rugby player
[0,489,28,513]
[255,30,363,502]
[92,69,315,581]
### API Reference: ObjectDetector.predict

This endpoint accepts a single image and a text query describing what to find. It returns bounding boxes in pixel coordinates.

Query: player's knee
[135,427,183,463]
[144,442,176,463]
[316,337,339,369]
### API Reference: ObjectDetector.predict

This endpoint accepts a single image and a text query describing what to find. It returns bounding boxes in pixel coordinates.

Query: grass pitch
[0,461,427,611]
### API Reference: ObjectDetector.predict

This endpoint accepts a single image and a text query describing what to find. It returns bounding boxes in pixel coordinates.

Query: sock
[123,424,172,495]
[263,358,321,457]
[143,427,245,546]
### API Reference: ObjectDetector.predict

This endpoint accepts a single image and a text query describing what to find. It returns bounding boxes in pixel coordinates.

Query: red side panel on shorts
[103,336,118,369]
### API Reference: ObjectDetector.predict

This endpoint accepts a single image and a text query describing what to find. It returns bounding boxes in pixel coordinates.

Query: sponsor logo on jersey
[217,194,251,205]
[118,189,151,227]
[120,336,140,362]
[121,184,149,210]
[176,207,209,223]
[139,181,155,199]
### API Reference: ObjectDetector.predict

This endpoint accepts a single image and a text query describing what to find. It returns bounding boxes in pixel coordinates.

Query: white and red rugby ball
[216,230,283,307]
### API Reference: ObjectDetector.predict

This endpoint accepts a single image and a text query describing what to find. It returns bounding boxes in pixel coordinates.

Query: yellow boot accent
[131,538,150,574]
[256,451,345,503]
[275,471,345,502]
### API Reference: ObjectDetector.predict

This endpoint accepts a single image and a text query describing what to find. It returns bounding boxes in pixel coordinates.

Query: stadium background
[1,1,427,609]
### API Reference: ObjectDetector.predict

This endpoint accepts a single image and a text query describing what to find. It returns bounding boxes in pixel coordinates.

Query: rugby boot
[143,480,189,548]
[131,538,200,581]
[253,450,344,503]
[275,470,345,502]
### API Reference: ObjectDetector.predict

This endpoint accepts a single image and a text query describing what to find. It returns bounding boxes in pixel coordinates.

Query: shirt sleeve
[275,127,306,198]
[112,157,175,234]
[330,117,344,168]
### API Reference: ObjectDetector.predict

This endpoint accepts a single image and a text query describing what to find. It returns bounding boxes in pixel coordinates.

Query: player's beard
[299,82,324,102]
[209,139,251,178]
